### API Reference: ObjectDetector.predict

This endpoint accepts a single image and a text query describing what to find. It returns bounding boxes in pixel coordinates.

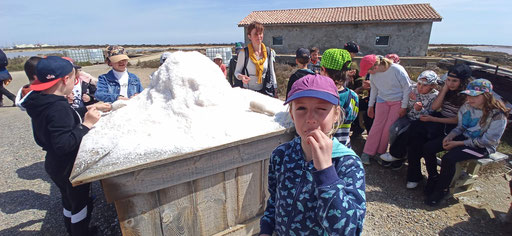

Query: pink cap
[359,54,377,77]
[385,54,400,64]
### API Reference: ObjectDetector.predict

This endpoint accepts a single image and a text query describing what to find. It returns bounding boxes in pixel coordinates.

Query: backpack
[234,46,275,97]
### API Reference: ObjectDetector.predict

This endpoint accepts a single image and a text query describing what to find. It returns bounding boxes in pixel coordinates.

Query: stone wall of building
[243,22,433,57]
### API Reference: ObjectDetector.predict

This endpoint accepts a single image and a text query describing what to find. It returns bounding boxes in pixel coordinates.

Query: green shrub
[134,59,160,68]
[6,56,29,72]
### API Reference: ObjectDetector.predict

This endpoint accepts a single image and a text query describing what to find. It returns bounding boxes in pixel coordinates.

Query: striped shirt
[334,88,359,148]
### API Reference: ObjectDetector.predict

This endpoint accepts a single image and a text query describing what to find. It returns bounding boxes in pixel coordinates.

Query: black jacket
[285,69,316,98]
[22,92,89,177]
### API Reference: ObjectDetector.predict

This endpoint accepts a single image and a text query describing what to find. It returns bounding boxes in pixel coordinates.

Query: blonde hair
[481,93,510,126]
[328,107,344,138]
[376,56,393,69]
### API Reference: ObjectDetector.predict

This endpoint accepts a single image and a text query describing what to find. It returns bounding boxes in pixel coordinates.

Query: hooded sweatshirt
[260,137,366,236]
[22,92,89,177]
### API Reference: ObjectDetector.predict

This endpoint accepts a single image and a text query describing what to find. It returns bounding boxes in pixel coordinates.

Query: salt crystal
[72,51,292,180]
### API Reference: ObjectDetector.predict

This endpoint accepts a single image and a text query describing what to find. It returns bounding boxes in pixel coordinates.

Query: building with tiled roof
[238,3,442,57]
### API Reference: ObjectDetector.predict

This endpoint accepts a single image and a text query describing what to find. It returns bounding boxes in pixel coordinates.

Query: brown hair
[296,57,310,65]
[247,21,264,36]
[310,47,320,54]
[323,67,348,88]
[480,93,510,126]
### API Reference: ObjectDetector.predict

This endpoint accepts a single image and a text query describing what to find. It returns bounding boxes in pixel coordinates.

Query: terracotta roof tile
[238,3,442,26]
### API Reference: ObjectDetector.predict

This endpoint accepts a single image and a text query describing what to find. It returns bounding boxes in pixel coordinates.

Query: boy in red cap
[21,56,110,235]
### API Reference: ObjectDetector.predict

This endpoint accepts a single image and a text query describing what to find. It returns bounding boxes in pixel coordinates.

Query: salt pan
[71,51,292,180]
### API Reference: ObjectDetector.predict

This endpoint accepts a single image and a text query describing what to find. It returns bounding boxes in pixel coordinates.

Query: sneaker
[406,181,419,189]
[390,160,404,170]
[377,158,392,167]
[380,152,401,162]
[360,153,371,165]
[424,189,448,206]
[423,176,439,196]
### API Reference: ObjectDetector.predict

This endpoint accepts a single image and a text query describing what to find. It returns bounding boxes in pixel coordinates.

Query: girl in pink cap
[358,55,412,165]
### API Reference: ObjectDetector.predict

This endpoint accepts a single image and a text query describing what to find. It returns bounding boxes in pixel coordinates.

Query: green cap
[320,48,352,71]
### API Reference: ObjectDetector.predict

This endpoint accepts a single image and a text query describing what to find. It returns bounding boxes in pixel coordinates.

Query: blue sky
[2,0,511,47]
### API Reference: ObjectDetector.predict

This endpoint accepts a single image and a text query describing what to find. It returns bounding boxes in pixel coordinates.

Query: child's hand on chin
[306,129,333,171]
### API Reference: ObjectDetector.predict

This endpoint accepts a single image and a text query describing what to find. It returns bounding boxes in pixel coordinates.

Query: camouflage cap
[320,48,352,71]
[105,45,129,63]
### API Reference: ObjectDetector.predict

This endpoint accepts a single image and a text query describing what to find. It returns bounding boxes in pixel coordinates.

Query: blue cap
[30,56,74,91]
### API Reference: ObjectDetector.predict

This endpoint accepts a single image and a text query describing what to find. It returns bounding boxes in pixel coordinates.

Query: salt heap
[72,51,292,178]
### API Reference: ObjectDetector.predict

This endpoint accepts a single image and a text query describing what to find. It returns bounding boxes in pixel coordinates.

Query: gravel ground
[1,56,511,235]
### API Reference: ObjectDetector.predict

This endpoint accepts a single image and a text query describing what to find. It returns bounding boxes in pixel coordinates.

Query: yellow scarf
[247,43,267,84]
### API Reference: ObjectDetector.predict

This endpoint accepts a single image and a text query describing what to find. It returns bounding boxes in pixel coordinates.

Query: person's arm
[47,106,91,155]
[444,105,466,142]
[466,112,507,149]
[397,69,412,109]
[368,76,376,108]
[420,115,458,124]
[313,155,366,235]
[94,74,118,103]
[259,149,279,235]
[132,73,144,93]
[221,64,227,77]
[431,84,449,111]
[234,50,246,81]
[270,50,277,90]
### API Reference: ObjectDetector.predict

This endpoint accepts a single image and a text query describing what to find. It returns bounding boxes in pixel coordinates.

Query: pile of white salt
[72,51,292,178]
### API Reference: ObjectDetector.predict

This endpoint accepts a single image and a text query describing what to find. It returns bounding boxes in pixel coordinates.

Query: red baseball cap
[359,54,377,77]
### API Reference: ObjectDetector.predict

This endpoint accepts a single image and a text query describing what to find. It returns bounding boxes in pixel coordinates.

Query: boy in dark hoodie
[285,48,316,98]
[22,56,109,235]
[15,56,41,110]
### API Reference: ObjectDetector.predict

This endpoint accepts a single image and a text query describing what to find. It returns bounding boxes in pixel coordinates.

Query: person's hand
[92,103,112,112]
[441,83,449,93]
[443,140,463,150]
[66,92,74,104]
[362,80,371,90]
[443,136,453,146]
[413,102,423,111]
[399,108,407,117]
[83,106,101,128]
[117,95,129,101]
[367,106,375,118]
[238,75,251,84]
[129,93,139,99]
[82,94,91,103]
[409,91,417,100]
[305,129,333,171]
[419,114,433,122]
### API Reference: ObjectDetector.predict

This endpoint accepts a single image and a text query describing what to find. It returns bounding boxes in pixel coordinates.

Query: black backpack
[234,46,275,97]
[0,49,8,68]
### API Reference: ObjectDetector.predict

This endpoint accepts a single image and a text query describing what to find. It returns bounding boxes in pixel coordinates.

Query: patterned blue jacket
[95,70,144,103]
[260,137,366,236]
